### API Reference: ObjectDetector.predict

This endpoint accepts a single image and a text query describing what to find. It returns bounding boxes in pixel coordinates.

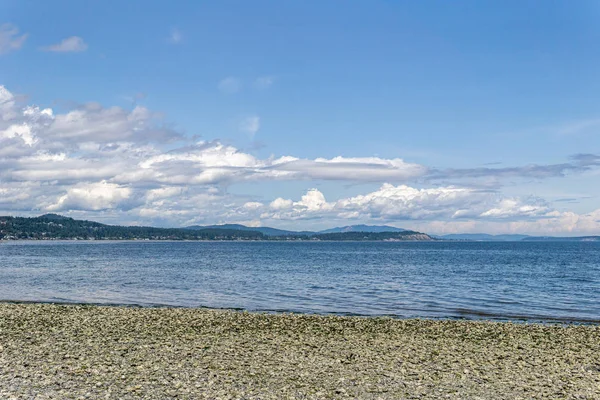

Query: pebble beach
[1,303,599,399]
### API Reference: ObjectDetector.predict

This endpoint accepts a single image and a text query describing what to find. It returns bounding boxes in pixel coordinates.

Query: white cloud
[47,181,133,211]
[269,197,293,210]
[0,85,19,120]
[410,208,600,236]
[0,85,430,206]
[46,104,174,142]
[0,23,27,55]
[253,184,549,222]
[0,123,36,146]
[261,189,334,220]
[298,189,332,211]
[479,199,548,219]
[121,142,428,186]
[243,202,263,210]
[239,116,260,137]
[232,184,600,235]
[0,186,30,207]
[271,157,427,182]
[146,186,187,202]
[138,142,259,170]
[42,36,88,53]
[218,77,241,94]
[1,84,599,234]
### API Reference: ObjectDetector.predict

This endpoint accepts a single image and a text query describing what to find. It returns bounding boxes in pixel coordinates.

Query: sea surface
[0,240,599,322]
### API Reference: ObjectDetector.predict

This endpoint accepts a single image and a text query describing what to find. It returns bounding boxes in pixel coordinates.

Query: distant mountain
[37,213,74,221]
[0,215,265,241]
[0,215,433,241]
[183,223,435,240]
[185,224,313,236]
[522,236,600,242]
[186,223,409,236]
[8,215,591,242]
[439,233,530,241]
[318,225,406,234]
[439,233,600,241]
[314,231,432,241]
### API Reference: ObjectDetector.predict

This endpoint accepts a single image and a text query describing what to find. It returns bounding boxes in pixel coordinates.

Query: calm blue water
[0,241,598,322]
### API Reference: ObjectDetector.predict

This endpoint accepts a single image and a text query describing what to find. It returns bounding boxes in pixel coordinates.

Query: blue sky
[1,1,600,234]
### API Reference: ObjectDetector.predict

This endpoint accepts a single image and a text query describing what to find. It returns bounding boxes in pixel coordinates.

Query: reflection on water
[0,241,598,322]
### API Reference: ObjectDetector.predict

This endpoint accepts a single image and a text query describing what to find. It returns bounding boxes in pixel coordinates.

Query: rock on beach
[0,303,599,399]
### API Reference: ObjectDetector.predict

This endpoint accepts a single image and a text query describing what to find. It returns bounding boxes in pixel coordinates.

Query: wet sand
[0,303,599,399]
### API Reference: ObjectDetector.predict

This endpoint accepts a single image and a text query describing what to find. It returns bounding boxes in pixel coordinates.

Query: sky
[1,0,600,235]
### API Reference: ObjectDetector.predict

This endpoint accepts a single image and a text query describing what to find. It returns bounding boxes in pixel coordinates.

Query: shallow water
[0,240,598,322]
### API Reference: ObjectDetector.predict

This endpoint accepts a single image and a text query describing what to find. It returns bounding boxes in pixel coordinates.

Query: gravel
[0,303,599,399]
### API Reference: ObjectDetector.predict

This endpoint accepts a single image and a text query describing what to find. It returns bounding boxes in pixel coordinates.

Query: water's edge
[2,241,599,324]
[2,299,598,325]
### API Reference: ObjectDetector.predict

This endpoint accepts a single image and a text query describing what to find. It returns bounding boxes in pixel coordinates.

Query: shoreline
[0,238,438,242]
[2,299,599,325]
[1,303,599,399]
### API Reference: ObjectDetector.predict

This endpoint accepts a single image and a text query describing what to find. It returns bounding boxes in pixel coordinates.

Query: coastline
[2,299,600,325]
[1,303,598,399]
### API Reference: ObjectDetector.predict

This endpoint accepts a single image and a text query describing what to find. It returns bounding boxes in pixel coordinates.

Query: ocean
[0,240,598,322]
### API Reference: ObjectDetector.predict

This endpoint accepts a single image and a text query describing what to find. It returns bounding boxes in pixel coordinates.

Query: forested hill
[313,231,432,241]
[0,214,434,241]
[0,214,264,240]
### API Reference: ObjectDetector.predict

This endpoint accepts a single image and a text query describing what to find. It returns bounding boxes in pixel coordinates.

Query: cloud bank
[0,85,599,234]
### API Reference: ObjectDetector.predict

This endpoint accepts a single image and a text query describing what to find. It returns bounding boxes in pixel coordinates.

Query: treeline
[0,214,433,241]
[311,231,432,241]
[0,214,264,241]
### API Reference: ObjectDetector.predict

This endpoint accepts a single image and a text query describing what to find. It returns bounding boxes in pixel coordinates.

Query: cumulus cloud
[47,181,133,211]
[145,186,187,202]
[42,36,88,53]
[0,23,27,55]
[269,197,293,210]
[0,85,19,120]
[479,209,600,236]
[252,184,549,222]
[45,103,179,143]
[0,122,37,146]
[258,188,357,220]
[0,84,434,224]
[233,185,600,235]
[1,84,599,234]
